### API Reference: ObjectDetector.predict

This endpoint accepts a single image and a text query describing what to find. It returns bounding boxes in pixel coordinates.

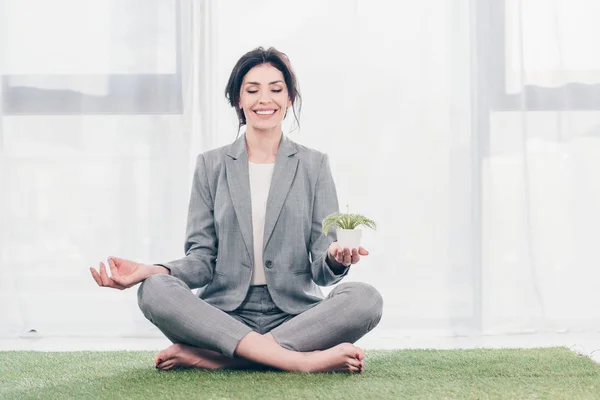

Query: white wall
[205,0,476,335]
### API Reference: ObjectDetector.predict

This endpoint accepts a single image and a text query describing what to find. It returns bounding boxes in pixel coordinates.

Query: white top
[248,161,275,286]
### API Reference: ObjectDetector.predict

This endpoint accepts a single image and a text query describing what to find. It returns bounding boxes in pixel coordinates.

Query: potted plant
[322,205,376,249]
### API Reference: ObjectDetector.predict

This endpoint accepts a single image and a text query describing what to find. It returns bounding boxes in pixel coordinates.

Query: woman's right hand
[90,257,163,290]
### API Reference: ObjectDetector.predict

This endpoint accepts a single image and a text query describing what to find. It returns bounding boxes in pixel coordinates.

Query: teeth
[255,110,276,115]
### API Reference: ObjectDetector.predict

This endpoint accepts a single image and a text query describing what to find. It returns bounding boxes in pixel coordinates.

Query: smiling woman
[89,46,383,374]
[239,65,291,137]
[225,47,302,135]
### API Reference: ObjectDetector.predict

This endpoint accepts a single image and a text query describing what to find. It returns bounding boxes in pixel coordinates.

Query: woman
[90,47,383,373]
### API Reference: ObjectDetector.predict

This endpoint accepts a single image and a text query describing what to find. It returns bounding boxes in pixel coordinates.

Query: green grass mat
[1,347,598,399]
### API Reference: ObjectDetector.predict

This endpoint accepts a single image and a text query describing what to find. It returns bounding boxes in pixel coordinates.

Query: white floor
[1,331,599,363]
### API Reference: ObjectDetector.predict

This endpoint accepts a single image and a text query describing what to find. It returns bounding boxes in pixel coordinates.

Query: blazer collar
[225,132,299,262]
[226,132,298,160]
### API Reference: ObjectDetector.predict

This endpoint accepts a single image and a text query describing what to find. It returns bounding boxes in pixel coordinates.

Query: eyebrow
[244,80,284,86]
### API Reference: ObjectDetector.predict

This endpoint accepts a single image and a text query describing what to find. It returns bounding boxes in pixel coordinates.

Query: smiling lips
[254,108,277,117]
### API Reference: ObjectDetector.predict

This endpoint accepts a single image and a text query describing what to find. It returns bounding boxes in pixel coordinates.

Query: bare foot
[155,343,253,371]
[301,343,365,373]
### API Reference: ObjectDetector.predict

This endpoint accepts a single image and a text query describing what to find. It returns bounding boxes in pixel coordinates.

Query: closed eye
[246,89,283,94]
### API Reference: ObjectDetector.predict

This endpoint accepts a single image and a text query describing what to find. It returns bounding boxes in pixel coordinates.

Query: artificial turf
[1,347,598,399]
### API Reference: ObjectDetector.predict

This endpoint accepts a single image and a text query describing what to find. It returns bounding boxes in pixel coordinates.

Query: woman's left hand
[327,242,369,267]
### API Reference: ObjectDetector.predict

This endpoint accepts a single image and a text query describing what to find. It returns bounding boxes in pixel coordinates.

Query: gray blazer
[159,133,348,315]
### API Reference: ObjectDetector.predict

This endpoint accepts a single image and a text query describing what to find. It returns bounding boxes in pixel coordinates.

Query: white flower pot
[336,228,362,249]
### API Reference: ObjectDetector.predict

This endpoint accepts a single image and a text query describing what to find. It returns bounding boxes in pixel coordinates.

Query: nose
[258,91,272,104]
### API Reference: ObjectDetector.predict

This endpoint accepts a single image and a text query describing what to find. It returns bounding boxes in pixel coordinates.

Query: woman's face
[239,63,292,132]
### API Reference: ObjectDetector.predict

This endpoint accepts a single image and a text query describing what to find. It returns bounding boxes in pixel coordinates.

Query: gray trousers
[137,274,383,358]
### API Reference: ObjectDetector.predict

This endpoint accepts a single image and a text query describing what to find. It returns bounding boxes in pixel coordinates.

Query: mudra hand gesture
[90,257,161,290]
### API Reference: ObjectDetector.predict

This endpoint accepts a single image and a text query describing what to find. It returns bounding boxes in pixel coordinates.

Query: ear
[287,98,292,108]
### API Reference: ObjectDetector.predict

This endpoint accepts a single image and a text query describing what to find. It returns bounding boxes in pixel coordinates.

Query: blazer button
[265,260,273,269]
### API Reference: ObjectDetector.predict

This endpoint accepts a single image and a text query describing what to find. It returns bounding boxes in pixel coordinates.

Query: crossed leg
[154,334,368,373]
[138,275,382,373]
[153,333,279,371]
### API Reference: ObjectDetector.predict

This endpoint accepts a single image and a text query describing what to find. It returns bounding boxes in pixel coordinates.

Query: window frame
[1,0,183,115]
[482,0,600,111]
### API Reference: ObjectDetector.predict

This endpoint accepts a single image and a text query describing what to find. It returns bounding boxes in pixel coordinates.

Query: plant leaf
[322,212,377,235]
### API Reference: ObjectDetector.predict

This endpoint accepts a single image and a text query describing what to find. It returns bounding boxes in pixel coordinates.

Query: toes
[348,364,361,373]
[354,347,365,361]
[156,349,170,361]
[160,360,174,370]
[155,344,181,366]
[348,357,362,369]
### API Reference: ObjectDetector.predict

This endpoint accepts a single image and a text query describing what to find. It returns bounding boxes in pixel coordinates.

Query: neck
[245,126,282,163]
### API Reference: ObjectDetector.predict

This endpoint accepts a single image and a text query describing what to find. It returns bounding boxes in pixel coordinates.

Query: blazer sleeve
[155,154,216,289]
[309,153,350,286]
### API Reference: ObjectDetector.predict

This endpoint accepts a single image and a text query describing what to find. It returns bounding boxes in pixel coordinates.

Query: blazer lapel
[263,136,299,250]
[226,135,254,262]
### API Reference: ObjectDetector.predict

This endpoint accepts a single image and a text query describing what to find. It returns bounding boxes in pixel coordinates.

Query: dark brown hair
[225,47,302,134]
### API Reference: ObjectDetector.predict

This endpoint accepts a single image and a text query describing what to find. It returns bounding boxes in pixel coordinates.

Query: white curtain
[481,0,600,333]
[1,0,599,339]
[0,0,210,337]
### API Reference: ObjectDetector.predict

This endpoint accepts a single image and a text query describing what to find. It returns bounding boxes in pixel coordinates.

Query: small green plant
[322,205,377,236]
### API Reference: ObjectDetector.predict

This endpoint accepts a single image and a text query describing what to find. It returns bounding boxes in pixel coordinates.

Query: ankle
[294,351,316,373]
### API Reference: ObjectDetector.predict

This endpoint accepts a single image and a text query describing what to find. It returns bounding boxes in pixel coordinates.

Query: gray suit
[159,133,347,313]
[138,133,383,358]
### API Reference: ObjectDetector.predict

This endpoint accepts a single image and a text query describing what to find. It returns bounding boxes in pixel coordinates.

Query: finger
[358,247,369,256]
[330,242,340,253]
[335,249,344,264]
[108,257,120,277]
[99,262,112,286]
[348,365,360,373]
[109,256,124,265]
[91,267,125,289]
[351,248,360,264]
[99,262,125,289]
[90,268,103,286]
[327,248,337,261]
[343,248,352,266]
